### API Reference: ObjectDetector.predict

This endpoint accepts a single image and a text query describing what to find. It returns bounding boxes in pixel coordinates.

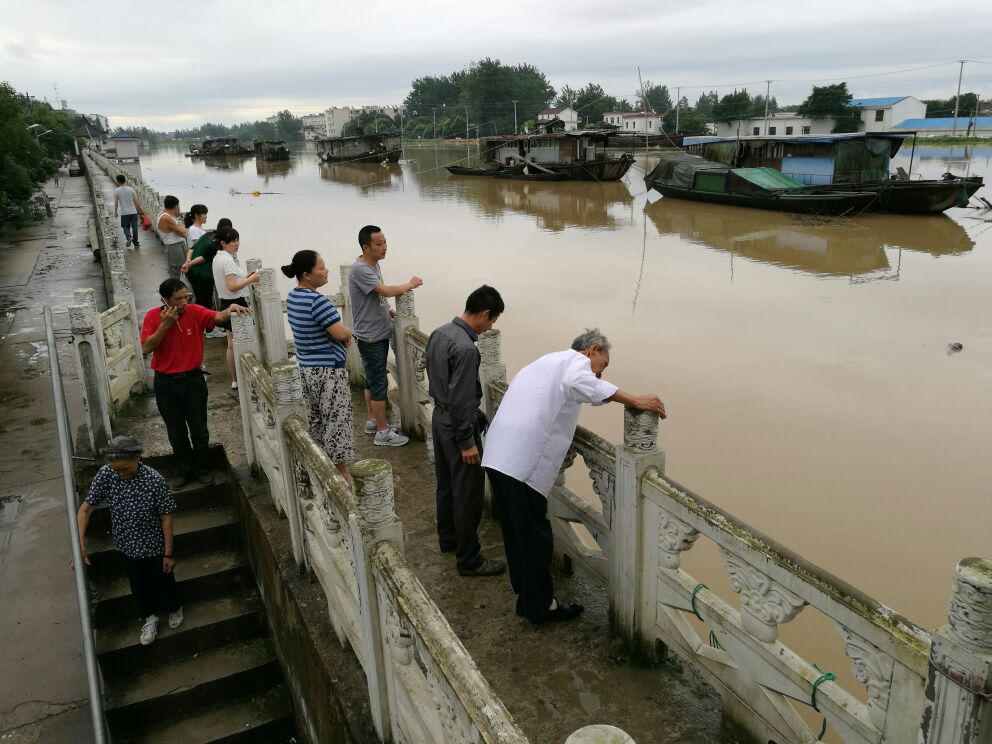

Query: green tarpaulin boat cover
[730,168,804,191]
[645,154,727,190]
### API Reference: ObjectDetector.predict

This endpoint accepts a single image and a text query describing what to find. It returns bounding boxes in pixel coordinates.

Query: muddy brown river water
[132,142,990,733]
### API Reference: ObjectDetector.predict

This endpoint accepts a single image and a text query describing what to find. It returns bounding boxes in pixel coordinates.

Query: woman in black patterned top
[77,436,183,646]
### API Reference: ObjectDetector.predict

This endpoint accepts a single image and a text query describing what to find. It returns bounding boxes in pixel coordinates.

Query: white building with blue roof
[891,117,992,138]
[849,96,926,132]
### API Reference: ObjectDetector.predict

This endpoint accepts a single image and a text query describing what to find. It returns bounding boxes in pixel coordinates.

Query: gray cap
[103,435,143,458]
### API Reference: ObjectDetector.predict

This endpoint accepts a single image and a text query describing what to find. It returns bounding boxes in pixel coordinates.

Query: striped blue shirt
[287,288,346,368]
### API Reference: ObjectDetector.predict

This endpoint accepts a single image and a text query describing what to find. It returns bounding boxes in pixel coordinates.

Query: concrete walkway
[0,171,106,743]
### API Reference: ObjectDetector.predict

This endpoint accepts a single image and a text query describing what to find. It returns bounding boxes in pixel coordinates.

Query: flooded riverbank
[131,141,990,726]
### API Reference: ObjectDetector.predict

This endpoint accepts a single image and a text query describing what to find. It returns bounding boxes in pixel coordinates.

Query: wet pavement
[0,171,106,742]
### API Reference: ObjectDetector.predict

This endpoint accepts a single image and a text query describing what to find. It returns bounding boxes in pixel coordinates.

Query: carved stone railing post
[722,550,806,643]
[271,360,308,566]
[339,263,365,385]
[611,408,664,644]
[349,459,404,742]
[924,557,992,744]
[231,312,262,473]
[392,290,421,438]
[69,301,112,453]
[477,329,506,421]
[258,268,287,370]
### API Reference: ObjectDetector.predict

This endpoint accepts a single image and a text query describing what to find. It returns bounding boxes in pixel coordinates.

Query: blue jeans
[120,213,139,243]
[357,338,390,401]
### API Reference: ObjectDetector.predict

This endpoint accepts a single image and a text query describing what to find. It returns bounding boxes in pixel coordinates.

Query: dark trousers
[123,554,180,619]
[120,213,139,243]
[154,370,209,476]
[485,468,553,622]
[188,276,215,310]
[433,412,483,570]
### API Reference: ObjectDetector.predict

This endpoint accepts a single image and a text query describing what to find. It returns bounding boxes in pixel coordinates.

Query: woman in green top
[182,217,231,312]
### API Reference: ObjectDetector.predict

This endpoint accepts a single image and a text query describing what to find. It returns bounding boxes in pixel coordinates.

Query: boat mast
[763,80,772,135]
[951,60,965,137]
[637,67,649,153]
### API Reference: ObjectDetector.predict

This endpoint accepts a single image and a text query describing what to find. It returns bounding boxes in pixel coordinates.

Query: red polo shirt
[141,303,217,374]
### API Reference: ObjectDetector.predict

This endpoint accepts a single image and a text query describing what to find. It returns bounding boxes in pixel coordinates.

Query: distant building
[617,110,663,134]
[891,116,992,138]
[109,136,140,161]
[716,96,928,138]
[538,107,578,131]
[715,113,827,138]
[850,96,926,133]
[317,105,401,138]
[301,113,326,141]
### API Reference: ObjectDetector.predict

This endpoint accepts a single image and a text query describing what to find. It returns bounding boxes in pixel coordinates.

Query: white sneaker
[139,614,159,645]
[364,419,377,434]
[374,429,409,447]
[168,607,184,629]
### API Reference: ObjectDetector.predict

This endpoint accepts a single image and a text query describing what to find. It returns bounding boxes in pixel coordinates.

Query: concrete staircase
[86,466,297,743]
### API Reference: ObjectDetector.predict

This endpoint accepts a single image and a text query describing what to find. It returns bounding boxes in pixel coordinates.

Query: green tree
[712,89,753,122]
[748,95,779,118]
[923,92,979,118]
[663,97,707,133]
[572,84,629,126]
[797,82,859,133]
[694,91,719,119]
[274,110,302,141]
[638,81,672,112]
[554,85,578,108]
[0,82,73,228]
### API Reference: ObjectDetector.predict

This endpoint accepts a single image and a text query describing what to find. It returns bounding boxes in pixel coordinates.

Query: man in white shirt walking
[482,329,666,624]
[113,174,145,249]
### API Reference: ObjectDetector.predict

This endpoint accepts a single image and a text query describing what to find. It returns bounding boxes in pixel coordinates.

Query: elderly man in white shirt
[482,328,666,624]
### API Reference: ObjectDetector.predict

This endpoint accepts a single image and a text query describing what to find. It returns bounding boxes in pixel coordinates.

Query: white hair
[570,328,611,353]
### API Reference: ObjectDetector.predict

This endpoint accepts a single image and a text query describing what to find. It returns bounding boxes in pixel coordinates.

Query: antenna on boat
[637,67,650,154]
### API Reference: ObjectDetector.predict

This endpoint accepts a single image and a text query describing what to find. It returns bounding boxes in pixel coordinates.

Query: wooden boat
[682,133,984,214]
[316,134,400,164]
[479,122,635,182]
[446,165,502,176]
[644,154,876,215]
[188,137,253,156]
[254,140,290,161]
[494,168,568,181]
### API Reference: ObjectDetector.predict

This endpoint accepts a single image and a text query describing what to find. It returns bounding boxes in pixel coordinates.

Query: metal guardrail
[44,305,108,744]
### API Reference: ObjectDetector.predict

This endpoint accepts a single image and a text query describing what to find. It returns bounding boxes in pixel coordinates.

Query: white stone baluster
[392,290,422,438]
[272,360,307,565]
[611,409,665,644]
[231,312,262,473]
[258,267,287,370]
[349,459,403,742]
[924,557,992,743]
[69,301,113,452]
[477,328,506,422]
[656,509,699,570]
[721,551,806,643]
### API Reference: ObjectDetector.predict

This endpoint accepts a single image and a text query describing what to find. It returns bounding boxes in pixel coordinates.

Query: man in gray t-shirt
[347,225,423,447]
[113,174,144,248]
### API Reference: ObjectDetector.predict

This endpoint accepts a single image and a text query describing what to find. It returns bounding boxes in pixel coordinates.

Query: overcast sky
[2,0,990,130]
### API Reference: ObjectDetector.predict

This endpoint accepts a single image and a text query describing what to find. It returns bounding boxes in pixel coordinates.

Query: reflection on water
[255,158,295,179]
[198,155,249,172]
[647,198,974,278]
[319,162,403,195]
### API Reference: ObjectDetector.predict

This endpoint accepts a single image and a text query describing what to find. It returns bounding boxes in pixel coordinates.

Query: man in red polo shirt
[141,278,251,487]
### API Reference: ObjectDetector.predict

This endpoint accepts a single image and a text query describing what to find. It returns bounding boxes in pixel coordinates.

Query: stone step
[86,471,232,533]
[86,506,242,577]
[105,636,281,738]
[135,684,295,744]
[91,548,251,625]
[96,590,266,679]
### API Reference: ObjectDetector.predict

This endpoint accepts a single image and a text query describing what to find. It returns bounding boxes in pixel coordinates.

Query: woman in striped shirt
[282,251,356,484]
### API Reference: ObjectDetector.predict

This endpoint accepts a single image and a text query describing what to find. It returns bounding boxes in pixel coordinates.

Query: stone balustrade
[70,155,149,451]
[215,257,992,743]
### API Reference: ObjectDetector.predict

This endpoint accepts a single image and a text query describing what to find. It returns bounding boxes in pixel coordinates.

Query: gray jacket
[426,318,482,450]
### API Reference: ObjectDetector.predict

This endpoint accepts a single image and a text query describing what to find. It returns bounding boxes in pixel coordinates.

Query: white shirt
[212,250,246,300]
[482,350,618,497]
[187,225,206,244]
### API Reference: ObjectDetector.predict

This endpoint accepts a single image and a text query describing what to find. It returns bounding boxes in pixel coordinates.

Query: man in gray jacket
[426,286,506,577]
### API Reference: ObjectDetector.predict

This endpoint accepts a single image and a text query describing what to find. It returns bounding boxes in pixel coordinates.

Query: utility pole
[399,109,404,158]
[951,60,965,137]
[432,108,437,140]
[465,106,470,162]
[675,86,681,133]
[763,79,772,135]
[512,100,518,133]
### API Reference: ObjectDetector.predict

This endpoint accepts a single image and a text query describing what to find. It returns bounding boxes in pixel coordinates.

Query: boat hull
[319,149,401,164]
[817,179,983,214]
[651,184,877,215]
[446,166,501,176]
